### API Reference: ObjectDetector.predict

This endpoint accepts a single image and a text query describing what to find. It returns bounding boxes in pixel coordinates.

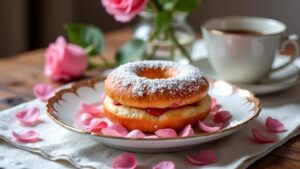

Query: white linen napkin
[0,140,74,169]
[0,85,300,169]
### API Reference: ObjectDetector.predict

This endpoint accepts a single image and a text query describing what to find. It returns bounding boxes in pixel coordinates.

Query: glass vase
[133,11,195,63]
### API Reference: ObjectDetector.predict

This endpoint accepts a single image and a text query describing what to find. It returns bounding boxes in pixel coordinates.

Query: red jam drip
[146,108,171,116]
[113,101,122,106]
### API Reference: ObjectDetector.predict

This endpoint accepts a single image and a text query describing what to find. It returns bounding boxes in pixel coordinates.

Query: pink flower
[101,0,148,22]
[44,36,87,81]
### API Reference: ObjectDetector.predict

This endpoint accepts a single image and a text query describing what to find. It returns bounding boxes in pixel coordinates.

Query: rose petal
[187,149,217,165]
[126,130,145,138]
[12,130,40,143]
[101,128,124,137]
[108,123,128,136]
[214,110,232,123]
[80,102,103,117]
[210,98,221,113]
[179,124,195,137]
[265,117,287,133]
[152,161,175,169]
[15,107,40,126]
[155,128,177,138]
[112,153,137,169]
[144,135,159,139]
[251,128,275,143]
[211,98,217,107]
[199,121,221,132]
[87,118,108,133]
[80,113,94,125]
[33,83,55,101]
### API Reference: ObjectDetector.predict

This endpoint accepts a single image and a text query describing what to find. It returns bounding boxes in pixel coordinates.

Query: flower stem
[151,0,162,10]
[148,45,159,59]
[87,56,116,70]
[169,28,192,62]
[147,0,162,43]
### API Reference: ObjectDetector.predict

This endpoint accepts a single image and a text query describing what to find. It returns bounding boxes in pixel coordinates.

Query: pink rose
[44,36,87,81]
[101,0,148,22]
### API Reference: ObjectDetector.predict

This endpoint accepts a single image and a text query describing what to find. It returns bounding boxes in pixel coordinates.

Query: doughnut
[104,61,209,109]
[103,95,211,132]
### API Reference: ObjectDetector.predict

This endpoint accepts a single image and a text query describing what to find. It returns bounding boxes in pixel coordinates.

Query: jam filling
[113,101,199,116]
[113,101,122,106]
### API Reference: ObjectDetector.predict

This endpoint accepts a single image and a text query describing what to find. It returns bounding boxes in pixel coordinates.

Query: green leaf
[156,11,172,33]
[174,0,201,11]
[65,23,104,56]
[116,39,145,65]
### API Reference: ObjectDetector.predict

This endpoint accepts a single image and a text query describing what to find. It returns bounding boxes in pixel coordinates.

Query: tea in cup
[201,16,299,84]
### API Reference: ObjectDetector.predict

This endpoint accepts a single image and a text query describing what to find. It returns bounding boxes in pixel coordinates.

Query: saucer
[192,57,300,95]
[47,77,261,153]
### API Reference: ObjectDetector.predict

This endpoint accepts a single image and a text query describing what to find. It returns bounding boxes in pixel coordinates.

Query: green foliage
[116,39,146,65]
[155,0,200,12]
[156,11,172,33]
[65,23,104,56]
[174,0,201,11]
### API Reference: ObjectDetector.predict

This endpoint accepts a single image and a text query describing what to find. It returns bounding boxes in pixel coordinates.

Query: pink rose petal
[210,98,221,113]
[179,124,195,137]
[153,161,175,169]
[214,110,232,123]
[251,128,275,143]
[33,83,55,101]
[126,130,145,138]
[101,128,124,137]
[80,113,94,125]
[211,98,217,107]
[199,121,221,132]
[155,128,177,138]
[15,107,40,126]
[187,149,217,165]
[144,135,159,139]
[265,117,287,133]
[12,130,40,143]
[87,118,108,133]
[108,123,129,136]
[112,153,137,169]
[80,102,103,117]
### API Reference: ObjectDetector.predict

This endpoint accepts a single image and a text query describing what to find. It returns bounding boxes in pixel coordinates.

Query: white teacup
[201,16,299,84]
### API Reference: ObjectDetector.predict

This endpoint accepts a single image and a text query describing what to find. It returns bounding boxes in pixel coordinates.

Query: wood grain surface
[0,28,299,169]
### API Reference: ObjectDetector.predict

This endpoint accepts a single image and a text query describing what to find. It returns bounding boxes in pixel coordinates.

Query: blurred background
[0,0,299,57]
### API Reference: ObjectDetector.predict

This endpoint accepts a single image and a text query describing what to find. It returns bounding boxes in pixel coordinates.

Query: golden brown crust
[104,61,209,108]
[103,95,211,132]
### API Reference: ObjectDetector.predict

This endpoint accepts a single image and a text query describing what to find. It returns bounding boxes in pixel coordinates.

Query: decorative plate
[47,77,261,153]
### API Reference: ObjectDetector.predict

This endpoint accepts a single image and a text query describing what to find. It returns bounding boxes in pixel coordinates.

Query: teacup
[201,16,299,84]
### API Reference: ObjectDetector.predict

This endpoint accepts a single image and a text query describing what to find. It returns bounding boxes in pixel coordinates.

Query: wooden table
[0,28,299,169]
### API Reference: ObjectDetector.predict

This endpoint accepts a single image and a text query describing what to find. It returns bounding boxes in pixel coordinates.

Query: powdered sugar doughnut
[104,60,209,108]
[103,95,211,132]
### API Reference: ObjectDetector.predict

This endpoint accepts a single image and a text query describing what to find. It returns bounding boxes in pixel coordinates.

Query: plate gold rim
[46,77,261,141]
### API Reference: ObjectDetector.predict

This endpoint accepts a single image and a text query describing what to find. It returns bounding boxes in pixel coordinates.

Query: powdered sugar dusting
[109,60,205,97]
